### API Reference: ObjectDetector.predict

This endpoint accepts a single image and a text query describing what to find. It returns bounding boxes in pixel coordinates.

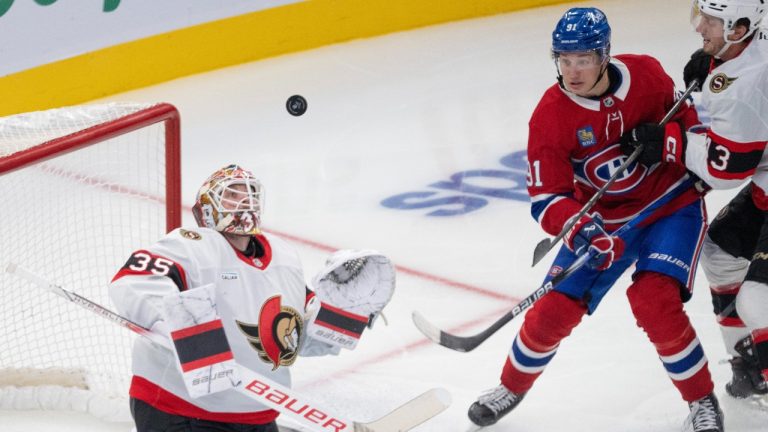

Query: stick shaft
[417,175,699,352]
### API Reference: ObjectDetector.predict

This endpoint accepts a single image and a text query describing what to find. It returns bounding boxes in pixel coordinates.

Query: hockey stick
[4,263,450,432]
[531,79,700,267]
[413,176,698,352]
[413,252,591,353]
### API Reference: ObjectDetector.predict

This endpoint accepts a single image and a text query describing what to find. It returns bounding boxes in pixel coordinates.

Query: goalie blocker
[160,283,240,399]
[305,250,395,351]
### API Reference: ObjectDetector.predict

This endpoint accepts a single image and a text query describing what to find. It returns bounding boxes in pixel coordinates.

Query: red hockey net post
[0,103,181,420]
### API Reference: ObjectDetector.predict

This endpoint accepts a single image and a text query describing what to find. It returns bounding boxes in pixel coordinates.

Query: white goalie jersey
[686,29,768,202]
[109,227,313,424]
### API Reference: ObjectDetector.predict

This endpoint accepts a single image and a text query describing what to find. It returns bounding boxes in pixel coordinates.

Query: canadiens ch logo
[581,144,647,194]
[236,296,303,370]
[548,265,563,277]
[709,73,737,93]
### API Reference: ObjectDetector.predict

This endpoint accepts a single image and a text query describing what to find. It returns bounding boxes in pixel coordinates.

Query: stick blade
[411,311,441,344]
[531,238,552,267]
[437,331,481,353]
[358,388,452,431]
[412,311,479,353]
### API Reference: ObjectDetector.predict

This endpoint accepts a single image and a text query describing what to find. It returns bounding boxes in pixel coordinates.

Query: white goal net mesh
[0,102,181,420]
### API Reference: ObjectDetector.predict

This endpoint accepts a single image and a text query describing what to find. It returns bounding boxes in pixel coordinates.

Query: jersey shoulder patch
[179,228,203,240]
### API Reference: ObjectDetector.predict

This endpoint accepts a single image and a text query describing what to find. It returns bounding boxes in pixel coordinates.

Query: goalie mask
[192,164,264,236]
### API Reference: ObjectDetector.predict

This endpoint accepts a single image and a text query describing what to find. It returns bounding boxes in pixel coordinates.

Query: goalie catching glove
[305,249,395,350]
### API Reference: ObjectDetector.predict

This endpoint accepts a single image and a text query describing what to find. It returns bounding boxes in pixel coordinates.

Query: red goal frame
[0,102,182,231]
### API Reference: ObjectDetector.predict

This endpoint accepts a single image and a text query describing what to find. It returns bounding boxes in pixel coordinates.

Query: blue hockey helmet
[552,7,611,58]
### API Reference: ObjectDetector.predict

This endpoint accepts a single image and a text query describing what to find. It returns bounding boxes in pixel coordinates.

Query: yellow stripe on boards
[0,0,573,116]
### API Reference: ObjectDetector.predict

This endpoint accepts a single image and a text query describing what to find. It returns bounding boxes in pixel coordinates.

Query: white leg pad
[737,281,768,330]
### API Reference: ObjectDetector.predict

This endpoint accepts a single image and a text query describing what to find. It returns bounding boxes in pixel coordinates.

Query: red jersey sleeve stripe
[706,130,766,180]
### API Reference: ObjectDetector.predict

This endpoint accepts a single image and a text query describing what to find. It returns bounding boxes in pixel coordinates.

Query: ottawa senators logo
[236,296,303,370]
[709,73,737,93]
[179,229,202,240]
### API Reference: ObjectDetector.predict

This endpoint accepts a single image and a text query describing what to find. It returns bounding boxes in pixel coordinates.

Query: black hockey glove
[620,122,687,167]
[683,49,712,92]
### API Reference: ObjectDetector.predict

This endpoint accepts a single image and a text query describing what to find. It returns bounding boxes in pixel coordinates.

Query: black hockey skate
[468,384,526,427]
[683,393,724,432]
[726,356,768,399]
[726,335,768,399]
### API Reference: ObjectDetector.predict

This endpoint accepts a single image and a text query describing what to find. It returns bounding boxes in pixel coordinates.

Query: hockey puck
[286,95,307,116]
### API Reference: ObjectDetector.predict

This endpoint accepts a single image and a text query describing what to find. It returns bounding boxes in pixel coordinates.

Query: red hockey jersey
[527,54,702,236]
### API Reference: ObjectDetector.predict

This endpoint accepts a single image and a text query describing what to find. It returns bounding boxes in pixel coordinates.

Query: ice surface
[3,0,766,430]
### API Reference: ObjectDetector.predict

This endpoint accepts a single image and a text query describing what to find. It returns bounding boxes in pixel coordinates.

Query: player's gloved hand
[564,214,625,271]
[684,49,712,92]
[619,122,686,167]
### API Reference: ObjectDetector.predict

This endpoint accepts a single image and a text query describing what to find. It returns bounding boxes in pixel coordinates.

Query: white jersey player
[110,164,395,432]
[621,0,768,405]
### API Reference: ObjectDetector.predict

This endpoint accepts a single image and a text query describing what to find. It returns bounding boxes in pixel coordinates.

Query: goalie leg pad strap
[306,302,369,350]
[162,284,240,398]
[171,319,233,372]
[315,302,369,336]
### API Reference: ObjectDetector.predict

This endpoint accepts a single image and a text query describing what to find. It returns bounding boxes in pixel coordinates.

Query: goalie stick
[413,176,698,352]
[530,79,700,267]
[5,263,450,432]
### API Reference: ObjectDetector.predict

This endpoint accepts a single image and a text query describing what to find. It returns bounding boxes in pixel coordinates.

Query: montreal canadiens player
[110,164,395,432]
[621,0,768,407]
[468,7,723,432]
